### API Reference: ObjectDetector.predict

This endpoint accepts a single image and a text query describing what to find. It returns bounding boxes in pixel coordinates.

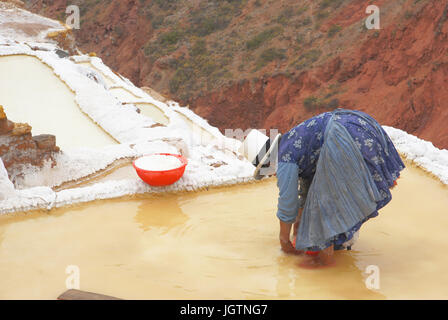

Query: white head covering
[239,129,281,180]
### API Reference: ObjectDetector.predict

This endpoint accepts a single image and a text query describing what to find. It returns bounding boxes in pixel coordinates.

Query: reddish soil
[191,1,448,148]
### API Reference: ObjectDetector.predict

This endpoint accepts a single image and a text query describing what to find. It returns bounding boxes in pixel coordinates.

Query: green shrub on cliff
[153,0,180,11]
[319,0,344,9]
[328,24,342,37]
[246,27,283,50]
[168,38,232,96]
[255,48,286,70]
[293,49,322,70]
[188,0,246,37]
[304,96,339,111]
[191,39,207,57]
[303,96,320,111]
[275,7,294,25]
[160,29,184,45]
[143,28,184,61]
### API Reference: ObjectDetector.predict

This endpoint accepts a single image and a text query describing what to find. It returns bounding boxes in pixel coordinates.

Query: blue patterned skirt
[293,109,405,252]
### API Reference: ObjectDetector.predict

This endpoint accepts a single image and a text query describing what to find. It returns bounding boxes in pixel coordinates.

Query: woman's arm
[276,162,300,223]
[276,162,301,254]
[279,209,303,254]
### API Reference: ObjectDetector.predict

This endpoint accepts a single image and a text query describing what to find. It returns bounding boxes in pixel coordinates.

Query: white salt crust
[134,155,183,171]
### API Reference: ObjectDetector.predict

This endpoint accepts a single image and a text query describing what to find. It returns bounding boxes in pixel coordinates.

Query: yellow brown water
[0,162,447,299]
[0,55,116,149]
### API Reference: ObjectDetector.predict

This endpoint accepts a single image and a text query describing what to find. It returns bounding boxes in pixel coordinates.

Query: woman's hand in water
[279,220,302,255]
[280,211,302,255]
[280,236,297,254]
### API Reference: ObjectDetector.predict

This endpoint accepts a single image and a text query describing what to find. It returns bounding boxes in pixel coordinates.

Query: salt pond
[134,102,169,126]
[0,55,116,149]
[0,161,447,299]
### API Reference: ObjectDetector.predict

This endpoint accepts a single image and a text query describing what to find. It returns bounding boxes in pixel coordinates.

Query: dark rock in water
[55,49,70,58]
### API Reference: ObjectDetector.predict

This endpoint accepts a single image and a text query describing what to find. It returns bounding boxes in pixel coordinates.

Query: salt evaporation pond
[134,103,169,126]
[0,161,447,299]
[0,55,116,149]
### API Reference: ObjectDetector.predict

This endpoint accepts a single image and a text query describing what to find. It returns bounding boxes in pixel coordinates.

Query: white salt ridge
[383,126,448,185]
[4,125,447,215]
[135,155,183,171]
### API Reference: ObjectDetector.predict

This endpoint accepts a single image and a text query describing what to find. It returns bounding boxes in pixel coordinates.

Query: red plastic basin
[133,153,188,186]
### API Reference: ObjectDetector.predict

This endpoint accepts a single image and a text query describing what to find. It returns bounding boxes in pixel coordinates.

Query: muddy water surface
[0,163,447,299]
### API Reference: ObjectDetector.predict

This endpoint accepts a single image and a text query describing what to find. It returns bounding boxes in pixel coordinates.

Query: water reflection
[275,251,385,299]
[135,195,189,233]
